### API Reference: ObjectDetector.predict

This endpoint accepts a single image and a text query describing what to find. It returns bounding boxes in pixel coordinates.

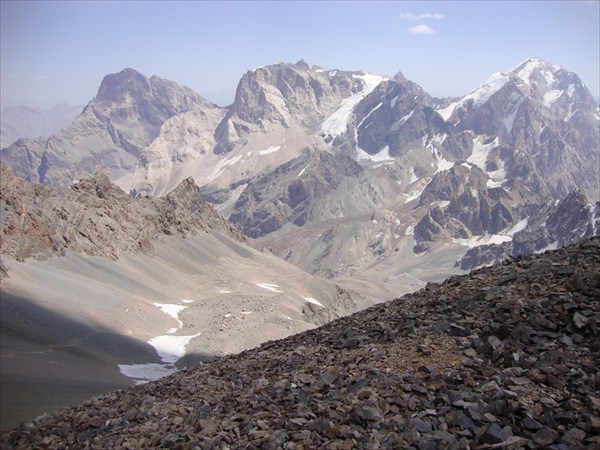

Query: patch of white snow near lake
[118,300,200,384]
[148,332,202,364]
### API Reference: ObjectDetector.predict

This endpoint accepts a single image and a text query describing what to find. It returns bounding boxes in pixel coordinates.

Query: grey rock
[532,426,559,446]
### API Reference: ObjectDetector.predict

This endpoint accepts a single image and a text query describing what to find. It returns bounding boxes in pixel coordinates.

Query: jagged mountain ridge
[2,238,598,448]
[458,189,600,270]
[1,58,598,289]
[0,162,245,265]
[1,69,225,187]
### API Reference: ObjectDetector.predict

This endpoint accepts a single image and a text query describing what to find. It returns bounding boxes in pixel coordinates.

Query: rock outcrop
[0,163,245,265]
[458,189,600,270]
[2,238,598,448]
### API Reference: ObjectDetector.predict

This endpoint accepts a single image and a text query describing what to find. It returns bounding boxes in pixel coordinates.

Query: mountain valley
[0,56,599,431]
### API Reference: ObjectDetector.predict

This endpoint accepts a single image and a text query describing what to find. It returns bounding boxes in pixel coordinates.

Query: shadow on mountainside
[0,292,161,430]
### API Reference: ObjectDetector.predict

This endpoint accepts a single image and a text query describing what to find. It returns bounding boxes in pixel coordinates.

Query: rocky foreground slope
[0,164,375,428]
[2,238,598,449]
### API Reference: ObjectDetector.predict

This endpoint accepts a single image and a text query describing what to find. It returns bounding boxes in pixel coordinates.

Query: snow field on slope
[320,74,385,137]
[437,73,509,121]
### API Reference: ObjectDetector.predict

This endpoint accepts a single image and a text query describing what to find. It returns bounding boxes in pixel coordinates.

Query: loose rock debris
[2,238,599,449]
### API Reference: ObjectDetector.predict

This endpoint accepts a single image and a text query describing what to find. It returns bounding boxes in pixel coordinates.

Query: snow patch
[409,167,419,184]
[356,145,395,166]
[149,333,201,364]
[453,234,513,248]
[432,200,450,209]
[535,241,559,254]
[513,58,558,86]
[398,109,415,125]
[467,136,499,171]
[437,72,509,121]
[503,92,524,133]
[468,136,508,187]
[297,164,309,178]
[256,282,284,293]
[454,217,528,250]
[505,218,528,236]
[302,296,325,308]
[118,363,178,385]
[404,184,426,203]
[259,145,281,156]
[357,102,383,130]
[543,90,563,107]
[118,300,200,384]
[486,179,504,188]
[154,303,186,333]
[432,147,453,173]
[432,133,448,145]
[207,154,243,182]
[321,73,385,138]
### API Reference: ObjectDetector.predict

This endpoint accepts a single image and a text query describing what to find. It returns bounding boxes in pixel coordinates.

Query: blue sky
[1,1,599,108]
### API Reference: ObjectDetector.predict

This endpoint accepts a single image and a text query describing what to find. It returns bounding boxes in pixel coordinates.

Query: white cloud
[408,25,436,35]
[400,12,445,20]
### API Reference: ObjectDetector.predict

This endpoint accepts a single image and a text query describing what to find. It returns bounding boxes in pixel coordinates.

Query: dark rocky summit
[2,237,598,448]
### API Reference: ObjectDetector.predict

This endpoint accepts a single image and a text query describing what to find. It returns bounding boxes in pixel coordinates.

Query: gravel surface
[1,238,599,449]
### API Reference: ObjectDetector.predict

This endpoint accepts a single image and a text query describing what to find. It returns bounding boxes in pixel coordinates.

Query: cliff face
[3,238,598,448]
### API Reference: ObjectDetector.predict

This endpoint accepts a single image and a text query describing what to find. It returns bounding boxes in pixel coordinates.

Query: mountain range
[1,57,599,427]
[2,58,598,286]
[0,103,82,149]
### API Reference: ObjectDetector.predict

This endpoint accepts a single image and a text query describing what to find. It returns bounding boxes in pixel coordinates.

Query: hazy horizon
[1,1,599,109]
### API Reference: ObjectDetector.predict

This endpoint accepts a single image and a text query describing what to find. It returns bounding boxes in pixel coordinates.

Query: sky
[1,1,599,109]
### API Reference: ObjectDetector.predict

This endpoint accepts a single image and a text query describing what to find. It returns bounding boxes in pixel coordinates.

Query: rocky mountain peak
[510,57,560,82]
[545,189,595,233]
[214,61,360,153]
[295,58,310,70]
[164,176,209,210]
[391,71,408,84]
[508,57,593,111]
[95,67,151,103]
[71,171,130,200]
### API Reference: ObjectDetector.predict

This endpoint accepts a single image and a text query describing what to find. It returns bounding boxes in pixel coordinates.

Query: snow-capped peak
[509,57,562,88]
[437,58,577,121]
